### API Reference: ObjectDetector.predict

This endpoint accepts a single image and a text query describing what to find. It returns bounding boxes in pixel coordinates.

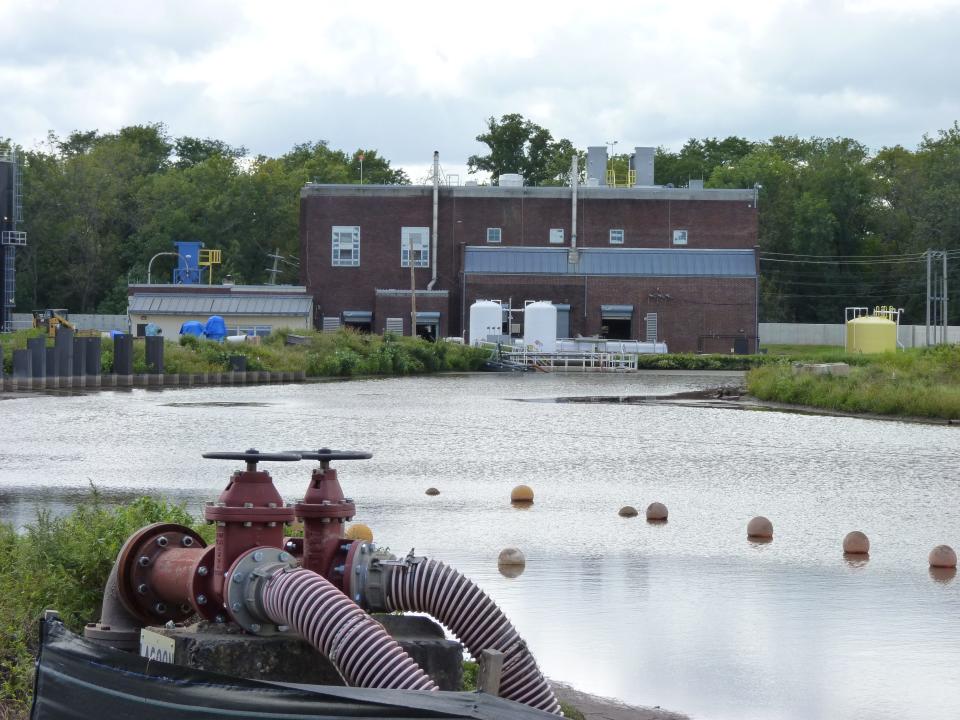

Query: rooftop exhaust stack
[631,147,655,186]
[586,146,608,186]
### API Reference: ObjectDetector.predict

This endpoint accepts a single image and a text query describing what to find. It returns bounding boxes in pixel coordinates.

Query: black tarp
[31,616,554,720]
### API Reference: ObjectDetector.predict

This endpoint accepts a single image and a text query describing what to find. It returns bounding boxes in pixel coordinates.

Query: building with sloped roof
[127,284,313,338]
[299,148,759,353]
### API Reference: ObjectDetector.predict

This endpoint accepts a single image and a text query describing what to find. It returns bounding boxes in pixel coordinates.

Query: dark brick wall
[373,294,449,336]
[462,274,758,353]
[300,189,758,348]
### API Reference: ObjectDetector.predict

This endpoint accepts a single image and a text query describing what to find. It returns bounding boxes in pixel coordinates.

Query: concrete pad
[153,614,461,690]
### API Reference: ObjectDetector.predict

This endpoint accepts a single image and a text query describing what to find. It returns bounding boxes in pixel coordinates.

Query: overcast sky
[3,0,959,180]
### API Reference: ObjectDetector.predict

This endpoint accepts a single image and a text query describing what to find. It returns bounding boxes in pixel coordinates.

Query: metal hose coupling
[342,542,413,611]
[223,546,299,633]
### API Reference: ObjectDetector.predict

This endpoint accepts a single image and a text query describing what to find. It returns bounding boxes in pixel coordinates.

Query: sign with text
[139,628,175,665]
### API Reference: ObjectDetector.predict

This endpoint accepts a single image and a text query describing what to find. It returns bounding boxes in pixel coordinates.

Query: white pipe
[427,150,439,290]
[570,155,578,250]
[146,252,189,284]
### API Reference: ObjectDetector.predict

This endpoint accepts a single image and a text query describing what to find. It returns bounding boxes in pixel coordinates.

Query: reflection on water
[2,370,959,720]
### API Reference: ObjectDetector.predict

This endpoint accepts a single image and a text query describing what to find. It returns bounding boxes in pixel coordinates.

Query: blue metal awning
[464,247,756,277]
[601,304,634,319]
[416,312,440,322]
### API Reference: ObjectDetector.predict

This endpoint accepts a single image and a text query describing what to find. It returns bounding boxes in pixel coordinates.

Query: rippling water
[2,371,958,720]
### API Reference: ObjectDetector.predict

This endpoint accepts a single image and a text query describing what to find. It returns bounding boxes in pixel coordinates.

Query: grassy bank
[0,493,211,717]
[747,344,960,419]
[1,328,490,378]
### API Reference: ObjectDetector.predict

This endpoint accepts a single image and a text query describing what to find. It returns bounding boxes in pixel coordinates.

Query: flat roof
[302,184,756,203]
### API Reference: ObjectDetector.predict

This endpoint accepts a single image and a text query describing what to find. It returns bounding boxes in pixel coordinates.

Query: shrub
[0,491,210,715]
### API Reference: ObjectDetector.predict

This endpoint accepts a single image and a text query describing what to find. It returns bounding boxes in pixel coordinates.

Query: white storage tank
[498,173,524,187]
[469,300,503,345]
[523,301,557,352]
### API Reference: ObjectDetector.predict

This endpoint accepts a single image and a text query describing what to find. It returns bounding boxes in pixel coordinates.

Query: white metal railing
[478,342,639,372]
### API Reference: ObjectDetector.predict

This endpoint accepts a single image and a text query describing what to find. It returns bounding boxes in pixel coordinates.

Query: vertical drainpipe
[570,155,578,253]
[427,151,439,291]
[754,244,761,353]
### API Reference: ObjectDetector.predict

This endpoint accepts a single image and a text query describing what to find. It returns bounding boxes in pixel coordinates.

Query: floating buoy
[747,516,773,539]
[498,547,525,565]
[843,531,870,555]
[646,502,668,522]
[345,523,373,542]
[425,487,440,496]
[497,547,526,573]
[510,485,534,504]
[618,506,638,518]
[929,544,957,569]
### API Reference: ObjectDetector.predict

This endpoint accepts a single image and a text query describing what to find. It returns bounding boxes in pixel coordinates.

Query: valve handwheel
[287,447,373,464]
[203,448,302,471]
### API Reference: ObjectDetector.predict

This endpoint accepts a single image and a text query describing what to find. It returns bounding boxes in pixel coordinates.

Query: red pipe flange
[114,522,207,624]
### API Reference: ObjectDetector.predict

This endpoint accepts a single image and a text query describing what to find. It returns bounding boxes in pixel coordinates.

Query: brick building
[299,152,760,353]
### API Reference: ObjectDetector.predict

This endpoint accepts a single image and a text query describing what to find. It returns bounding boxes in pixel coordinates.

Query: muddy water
[2,371,958,720]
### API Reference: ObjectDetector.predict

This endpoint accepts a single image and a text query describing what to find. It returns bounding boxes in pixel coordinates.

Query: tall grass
[0,492,211,716]
[2,328,490,378]
[747,345,960,419]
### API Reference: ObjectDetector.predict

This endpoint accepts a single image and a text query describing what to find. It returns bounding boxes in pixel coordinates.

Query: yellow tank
[846,315,897,353]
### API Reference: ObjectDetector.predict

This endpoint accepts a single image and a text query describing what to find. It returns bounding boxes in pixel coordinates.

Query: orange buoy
[747,516,773,539]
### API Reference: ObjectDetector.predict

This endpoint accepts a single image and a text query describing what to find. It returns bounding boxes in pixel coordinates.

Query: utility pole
[266,248,282,285]
[925,249,949,346]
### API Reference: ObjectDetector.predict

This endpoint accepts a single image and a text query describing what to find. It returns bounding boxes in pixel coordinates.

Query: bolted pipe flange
[224,546,298,634]
[114,522,207,625]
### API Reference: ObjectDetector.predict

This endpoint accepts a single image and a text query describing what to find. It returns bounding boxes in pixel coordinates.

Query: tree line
[466,115,960,324]
[5,125,406,314]
[4,117,959,323]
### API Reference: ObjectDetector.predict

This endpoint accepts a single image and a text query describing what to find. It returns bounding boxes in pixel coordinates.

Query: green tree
[467,114,577,186]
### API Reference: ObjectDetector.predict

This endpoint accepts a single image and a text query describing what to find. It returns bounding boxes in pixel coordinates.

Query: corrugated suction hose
[384,558,561,714]
[261,568,437,691]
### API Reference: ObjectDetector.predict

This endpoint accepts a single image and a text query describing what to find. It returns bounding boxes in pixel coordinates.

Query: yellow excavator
[32,309,77,338]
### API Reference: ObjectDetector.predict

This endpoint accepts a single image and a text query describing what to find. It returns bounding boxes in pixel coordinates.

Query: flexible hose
[261,568,437,691]
[384,558,561,714]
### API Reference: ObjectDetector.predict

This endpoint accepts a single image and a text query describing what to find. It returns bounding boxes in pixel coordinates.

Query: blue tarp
[203,315,227,342]
[180,321,204,337]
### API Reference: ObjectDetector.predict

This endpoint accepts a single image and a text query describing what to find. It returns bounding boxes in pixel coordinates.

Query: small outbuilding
[128,284,314,338]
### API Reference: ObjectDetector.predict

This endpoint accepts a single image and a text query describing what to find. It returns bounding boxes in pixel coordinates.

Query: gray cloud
[2,1,958,166]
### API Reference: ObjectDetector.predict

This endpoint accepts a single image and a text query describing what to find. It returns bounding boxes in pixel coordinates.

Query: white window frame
[236,325,272,337]
[400,227,430,268]
[332,225,360,266]
[673,229,688,246]
[549,228,564,244]
[609,228,624,245]
[486,227,502,244]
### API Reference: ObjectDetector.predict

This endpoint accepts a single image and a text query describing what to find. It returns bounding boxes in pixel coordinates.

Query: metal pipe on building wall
[427,151,439,290]
[570,155,578,251]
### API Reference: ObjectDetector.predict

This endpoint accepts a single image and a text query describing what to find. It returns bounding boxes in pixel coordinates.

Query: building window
[549,228,564,244]
[236,325,272,337]
[401,227,430,267]
[332,226,360,266]
[673,229,688,246]
[609,229,624,245]
[486,227,501,244]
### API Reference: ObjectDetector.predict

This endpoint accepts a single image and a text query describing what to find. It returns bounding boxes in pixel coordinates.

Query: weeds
[747,345,960,419]
[0,491,210,714]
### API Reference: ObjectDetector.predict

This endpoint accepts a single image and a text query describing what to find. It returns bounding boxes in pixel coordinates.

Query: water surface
[2,371,958,720]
